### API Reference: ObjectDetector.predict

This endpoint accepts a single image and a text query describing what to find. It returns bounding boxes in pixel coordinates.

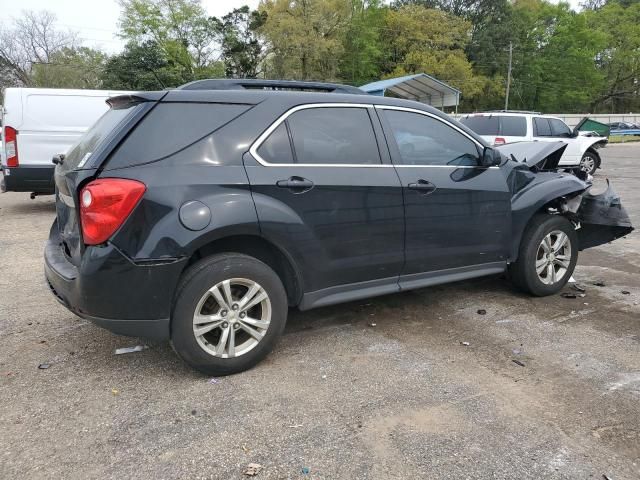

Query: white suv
[459,111,607,174]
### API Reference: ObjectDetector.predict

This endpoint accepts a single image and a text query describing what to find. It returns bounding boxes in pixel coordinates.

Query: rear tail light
[494,137,506,145]
[79,178,146,245]
[4,126,18,167]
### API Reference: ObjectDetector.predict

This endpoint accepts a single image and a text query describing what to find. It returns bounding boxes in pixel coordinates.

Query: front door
[377,106,511,277]
[244,104,405,295]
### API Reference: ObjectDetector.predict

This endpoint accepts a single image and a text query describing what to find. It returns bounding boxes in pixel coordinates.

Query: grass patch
[609,135,640,143]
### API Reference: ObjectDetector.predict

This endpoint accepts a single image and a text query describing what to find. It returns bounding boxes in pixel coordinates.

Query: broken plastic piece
[561,292,577,299]
[244,463,263,476]
[38,363,50,369]
[512,359,525,367]
[477,309,487,315]
[115,345,148,355]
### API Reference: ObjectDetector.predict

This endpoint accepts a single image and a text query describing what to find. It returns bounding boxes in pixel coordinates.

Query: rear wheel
[579,150,600,175]
[171,253,288,375]
[509,215,578,296]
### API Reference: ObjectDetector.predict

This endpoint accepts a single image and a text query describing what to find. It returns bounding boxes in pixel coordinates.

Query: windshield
[63,102,141,170]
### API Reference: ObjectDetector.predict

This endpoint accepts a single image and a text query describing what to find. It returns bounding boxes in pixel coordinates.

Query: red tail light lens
[494,137,506,145]
[4,126,18,167]
[79,178,146,245]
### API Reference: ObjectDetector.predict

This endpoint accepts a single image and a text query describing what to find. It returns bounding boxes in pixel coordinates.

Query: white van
[1,88,134,194]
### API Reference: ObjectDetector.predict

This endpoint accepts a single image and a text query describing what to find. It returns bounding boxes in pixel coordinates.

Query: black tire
[171,253,288,375]
[579,149,600,175]
[509,214,578,296]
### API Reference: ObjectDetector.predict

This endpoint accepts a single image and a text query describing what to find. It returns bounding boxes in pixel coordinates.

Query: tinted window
[286,107,381,164]
[257,123,294,164]
[500,116,527,136]
[111,103,250,168]
[384,110,480,166]
[460,116,499,135]
[64,103,141,170]
[549,119,572,137]
[534,117,552,136]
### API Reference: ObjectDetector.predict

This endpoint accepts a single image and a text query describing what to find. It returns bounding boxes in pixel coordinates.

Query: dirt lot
[1,144,638,480]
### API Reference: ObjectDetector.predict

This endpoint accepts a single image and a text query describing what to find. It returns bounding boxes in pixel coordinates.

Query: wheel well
[584,147,601,166]
[186,235,302,307]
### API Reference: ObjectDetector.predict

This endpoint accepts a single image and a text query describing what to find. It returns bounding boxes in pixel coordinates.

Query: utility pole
[505,42,513,111]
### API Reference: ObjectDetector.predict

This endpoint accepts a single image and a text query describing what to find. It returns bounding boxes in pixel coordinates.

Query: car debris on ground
[243,463,263,476]
[114,345,148,355]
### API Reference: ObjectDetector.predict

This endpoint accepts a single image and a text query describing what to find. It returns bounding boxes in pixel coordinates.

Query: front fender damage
[570,181,634,250]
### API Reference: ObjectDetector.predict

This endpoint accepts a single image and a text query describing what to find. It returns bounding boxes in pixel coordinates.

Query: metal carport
[360,73,460,112]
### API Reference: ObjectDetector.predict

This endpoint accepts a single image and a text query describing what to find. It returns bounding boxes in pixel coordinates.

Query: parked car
[607,121,637,130]
[1,88,133,196]
[44,80,633,375]
[459,111,607,175]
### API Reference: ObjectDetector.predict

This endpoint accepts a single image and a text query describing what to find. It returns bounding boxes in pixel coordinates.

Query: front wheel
[579,150,600,175]
[171,253,288,375]
[509,215,578,296]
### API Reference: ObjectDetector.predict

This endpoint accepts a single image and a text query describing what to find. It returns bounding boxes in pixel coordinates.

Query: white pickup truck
[1,88,133,196]
[459,111,607,175]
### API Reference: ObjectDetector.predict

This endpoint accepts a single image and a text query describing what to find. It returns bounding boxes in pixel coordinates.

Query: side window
[534,117,552,137]
[383,110,480,166]
[257,123,294,164]
[500,116,527,137]
[549,119,572,137]
[286,107,381,165]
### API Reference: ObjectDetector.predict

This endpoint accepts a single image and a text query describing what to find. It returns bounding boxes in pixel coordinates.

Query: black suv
[45,79,633,375]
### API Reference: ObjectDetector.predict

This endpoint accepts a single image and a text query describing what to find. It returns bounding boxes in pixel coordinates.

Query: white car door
[532,117,580,166]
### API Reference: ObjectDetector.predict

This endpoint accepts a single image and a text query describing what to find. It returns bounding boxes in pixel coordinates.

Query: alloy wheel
[580,155,596,173]
[192,278,271,358]
[535,230,572,285]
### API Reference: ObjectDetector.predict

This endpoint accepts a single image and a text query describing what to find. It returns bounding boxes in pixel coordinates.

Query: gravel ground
[0,144,638,480]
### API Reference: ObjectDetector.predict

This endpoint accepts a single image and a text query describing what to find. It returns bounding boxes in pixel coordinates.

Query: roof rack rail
[177,79,366,95]
[484,109,541,114]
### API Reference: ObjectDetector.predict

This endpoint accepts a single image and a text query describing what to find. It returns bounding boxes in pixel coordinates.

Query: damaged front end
[498,141,634,255]
[568,181,634,250]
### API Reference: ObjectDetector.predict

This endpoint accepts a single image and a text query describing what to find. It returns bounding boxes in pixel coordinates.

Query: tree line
[0,0,638,113]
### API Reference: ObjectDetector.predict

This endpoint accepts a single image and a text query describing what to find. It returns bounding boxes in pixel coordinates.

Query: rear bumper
[1,165,55,193]
[44,222,187,339]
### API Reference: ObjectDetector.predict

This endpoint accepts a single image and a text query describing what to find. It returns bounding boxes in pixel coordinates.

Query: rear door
[377,106,511,278]
[244,104,405,294]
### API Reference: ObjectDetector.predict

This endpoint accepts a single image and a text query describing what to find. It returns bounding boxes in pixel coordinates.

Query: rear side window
[534,117,552,136]
[63,103,140,171]
[500,116,526,136]
[286,107,381,165]
[460,116,499,135]
[384,110,480,166]
[460,115,526,137]
[110,103,250,168]
[549,119,572,137]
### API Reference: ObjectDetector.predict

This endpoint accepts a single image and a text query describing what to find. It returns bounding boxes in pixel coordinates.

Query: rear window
[460,115,526,137]
[63,103,140,170]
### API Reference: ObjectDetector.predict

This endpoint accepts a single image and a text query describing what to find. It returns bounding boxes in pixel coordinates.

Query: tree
[0,10,77,89]
[31,47,107,89]
[587,1,640,112]
[259,0,352,81]
[339,0,386,85]
[216,6,267,78]
[117,0,219,82]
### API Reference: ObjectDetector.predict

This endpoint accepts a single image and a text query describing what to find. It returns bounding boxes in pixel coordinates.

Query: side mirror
[481,147,502,167]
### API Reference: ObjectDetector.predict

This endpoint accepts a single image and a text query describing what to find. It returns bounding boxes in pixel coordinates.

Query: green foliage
[216,6,267,78]
[31,47,107,89]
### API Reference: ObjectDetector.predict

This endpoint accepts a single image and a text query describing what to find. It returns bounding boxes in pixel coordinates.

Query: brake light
[79,178,146,245]
[494,137,506,145]
[4,126,18,167]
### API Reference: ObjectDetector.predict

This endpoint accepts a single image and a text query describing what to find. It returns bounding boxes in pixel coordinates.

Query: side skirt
[299,262,507,311]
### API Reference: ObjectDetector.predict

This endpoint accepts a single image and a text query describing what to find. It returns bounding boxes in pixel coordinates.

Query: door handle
[407,179,436,194]
[276,176,314,193]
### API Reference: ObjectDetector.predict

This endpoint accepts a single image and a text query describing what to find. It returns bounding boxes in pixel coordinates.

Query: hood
[496,141,567,170]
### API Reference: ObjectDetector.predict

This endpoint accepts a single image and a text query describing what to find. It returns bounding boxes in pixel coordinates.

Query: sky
[0,0,261,54]
[1,0,582,55]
